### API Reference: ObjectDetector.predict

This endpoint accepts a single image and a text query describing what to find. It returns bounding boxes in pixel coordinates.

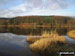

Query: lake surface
[0,27,75,56]
[0,33,37,56]
[0,33,75,56]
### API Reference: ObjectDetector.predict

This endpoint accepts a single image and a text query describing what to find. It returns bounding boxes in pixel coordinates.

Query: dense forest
[0,16,75,27]
[0,16,75,35]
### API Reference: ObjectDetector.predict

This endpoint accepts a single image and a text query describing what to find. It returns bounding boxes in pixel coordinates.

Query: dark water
[0,27,75,56]
[0,27,70,35]
[0,33,37,56]
[0,26,75,35]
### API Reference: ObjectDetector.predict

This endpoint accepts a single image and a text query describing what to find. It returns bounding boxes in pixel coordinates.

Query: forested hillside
[0,16,75,28]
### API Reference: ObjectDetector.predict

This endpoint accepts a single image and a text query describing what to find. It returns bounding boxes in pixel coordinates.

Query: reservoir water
[0,27,75,56]
[0,33,36,56]
[0,33,75,56]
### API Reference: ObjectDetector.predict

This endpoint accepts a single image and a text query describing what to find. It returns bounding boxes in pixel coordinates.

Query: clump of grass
[27,30,75,56]
[30,37,66,56]
[26,31,59,44]
[67,30,75,39]
[55,36,66,43]
[42,31,59,38]
[26,36,41,44]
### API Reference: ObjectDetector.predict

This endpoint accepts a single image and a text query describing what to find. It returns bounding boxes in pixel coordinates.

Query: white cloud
[0,0,75,17]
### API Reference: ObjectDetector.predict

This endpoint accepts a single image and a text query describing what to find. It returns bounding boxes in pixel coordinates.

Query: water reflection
[0,33,35,56]
[0,27,75,56]
[0,27,69,35]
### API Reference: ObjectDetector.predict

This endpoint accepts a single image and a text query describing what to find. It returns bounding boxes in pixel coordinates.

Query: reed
[26,31,59,44]
[42,31,59,38]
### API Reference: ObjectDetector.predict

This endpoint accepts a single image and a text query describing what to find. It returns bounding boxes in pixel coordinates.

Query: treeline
[0,16,75,27]
[10,16,71,25]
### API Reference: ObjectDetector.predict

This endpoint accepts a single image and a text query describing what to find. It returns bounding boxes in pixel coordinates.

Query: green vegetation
[9,19,14,25]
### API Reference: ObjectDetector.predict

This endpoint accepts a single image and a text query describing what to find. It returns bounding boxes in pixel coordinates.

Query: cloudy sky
[0,0,75,17]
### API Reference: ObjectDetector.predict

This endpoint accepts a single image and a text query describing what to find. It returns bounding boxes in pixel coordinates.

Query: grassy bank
[26,31,75,56]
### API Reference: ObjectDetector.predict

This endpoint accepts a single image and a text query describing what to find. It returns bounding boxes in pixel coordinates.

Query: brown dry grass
[30,36,66,53]
[42,31,59,38]
[26,31,59,44]
[67,30,75,39]
[26,31,75,56]
[26,36,41,44]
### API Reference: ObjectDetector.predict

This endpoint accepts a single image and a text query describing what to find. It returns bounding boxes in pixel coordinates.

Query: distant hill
[0,18,12,20]
[0,16,74,28]
[9,16,71,25]
[0,15,74,20]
